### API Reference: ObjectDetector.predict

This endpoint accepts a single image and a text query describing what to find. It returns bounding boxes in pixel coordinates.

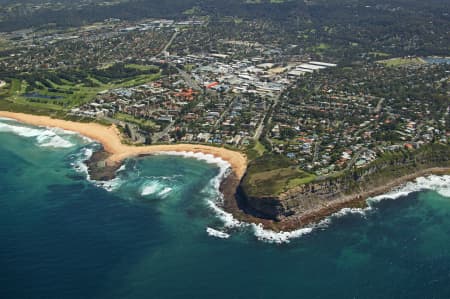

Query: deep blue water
[1,118,450,298]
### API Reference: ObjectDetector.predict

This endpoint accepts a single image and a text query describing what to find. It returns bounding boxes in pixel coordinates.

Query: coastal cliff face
[239,144,450,223]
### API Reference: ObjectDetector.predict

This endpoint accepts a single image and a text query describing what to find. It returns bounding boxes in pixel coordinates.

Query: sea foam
[141,181,173,198]
[206,227,230,239]
[254,174,450,244]
[59,131,450,243]
[71,145,123,192]
[160,152,248,237]
[369,175,450,203]
[0,120,75,148]
[169,150,331,243]
[205,173,450,244]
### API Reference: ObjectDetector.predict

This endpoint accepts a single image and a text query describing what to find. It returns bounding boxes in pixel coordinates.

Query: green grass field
[378,57,425,67]
[114,112,156,129]
[242,153,316,197]
[2,66,161,114]
[125,64,159,72]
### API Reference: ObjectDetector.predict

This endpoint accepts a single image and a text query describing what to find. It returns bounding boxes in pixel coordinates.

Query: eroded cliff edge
[233,144,450,231]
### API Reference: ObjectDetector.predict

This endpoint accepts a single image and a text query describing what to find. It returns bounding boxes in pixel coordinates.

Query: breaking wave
[71,144,123,192]
[3,117,449,244]
[0,119,75,148]
[206,227,230,239]
[206,174,450,244]
[158,151,231,189]
[251,224,314,244]
[370,175,450,202]
[141,181,173,198]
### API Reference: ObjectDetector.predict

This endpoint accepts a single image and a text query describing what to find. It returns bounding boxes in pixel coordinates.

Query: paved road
[176,67,202,90]
[255,94,281,140]
[374,98,385,113]
[158,30,203,91]
[213,96,237,130]
[312,140,321,164]
[153,120,175,142]
[253,117,266,140]
[101,116,145,143]
[345,147,368,170]
[159,30,178,56]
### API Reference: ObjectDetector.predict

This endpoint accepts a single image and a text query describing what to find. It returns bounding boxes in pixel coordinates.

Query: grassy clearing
[0,97,62,116]
[5,68,161,113]
[254,141,266,156]
[114,112,156,129]
[313,43,330,51]
[286,173,317,189]
[125,64,159,72]
[242,153,316,197]
[183,64,196,72]
[182,6,202,15]
[369,51,390,58]
[245,140,266,161]
[0,38,11,50]
[244,166,316,197]
[114,73,161,88]
[378,57,425,67]
[8,79,22,96]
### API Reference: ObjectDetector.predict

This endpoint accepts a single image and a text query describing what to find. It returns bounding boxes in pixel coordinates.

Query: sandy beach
[0,111,248,179]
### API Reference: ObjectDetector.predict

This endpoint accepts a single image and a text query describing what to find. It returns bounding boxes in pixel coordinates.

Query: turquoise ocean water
[1,117,450,298]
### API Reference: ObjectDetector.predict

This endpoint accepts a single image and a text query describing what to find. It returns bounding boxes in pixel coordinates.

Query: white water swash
[71,144,450,244]
[3,117,449,244]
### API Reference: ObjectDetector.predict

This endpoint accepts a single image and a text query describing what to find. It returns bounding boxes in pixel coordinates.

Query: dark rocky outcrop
[85,150,122,181]
[235,144,450,230]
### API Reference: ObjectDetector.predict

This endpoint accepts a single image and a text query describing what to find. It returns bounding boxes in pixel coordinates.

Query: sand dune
[0,111,248,179]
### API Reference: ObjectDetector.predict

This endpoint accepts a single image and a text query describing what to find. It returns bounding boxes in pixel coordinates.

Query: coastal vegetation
[239,143,450,224]
[242,153,316,197]
[378,57,426,67]
[0,0,448,229]
[0,63,161,115]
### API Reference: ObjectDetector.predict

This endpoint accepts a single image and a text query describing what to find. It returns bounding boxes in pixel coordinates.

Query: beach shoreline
[0,111,248,180]
[222,167,450,232]
[2,111,449,233]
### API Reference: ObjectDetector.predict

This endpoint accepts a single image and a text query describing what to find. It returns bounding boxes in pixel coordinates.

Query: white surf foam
[71,145,123,192]
[141,182,160,196]
[206,227,230,239]
[71,147,94,175]
[160,151,238,221]
[0,121,45,137]
[171,150,328,244]
[206,200,243,228]
[140,179,173,198]
[331,206,372,218]
[251,223,314,244]
[159,151,231,180]
[116,164,127,173]
[67,139,450,243]
[36,129,74,148]
[158,187,172,198]
[0,121,75,148]
[250,217,333,244]
[0,117,15,121]
[369,175,450,203]
[205,173,450,244]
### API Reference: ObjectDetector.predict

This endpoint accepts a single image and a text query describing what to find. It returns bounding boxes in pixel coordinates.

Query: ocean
[1,117,450,298]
